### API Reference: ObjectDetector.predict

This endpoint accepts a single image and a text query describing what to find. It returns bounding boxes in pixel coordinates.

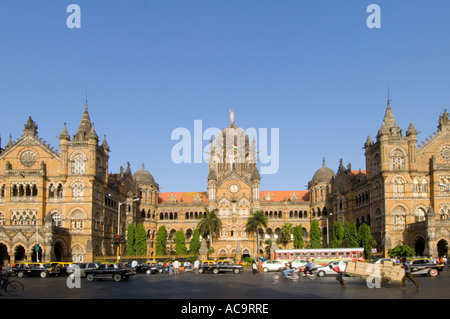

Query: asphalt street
[3,267,449,300]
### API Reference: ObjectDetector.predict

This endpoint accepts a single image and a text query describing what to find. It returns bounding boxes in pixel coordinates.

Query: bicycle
[1,276,24,296]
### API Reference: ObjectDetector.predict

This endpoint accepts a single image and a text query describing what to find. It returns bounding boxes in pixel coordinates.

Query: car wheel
[213,268,219,274]
[40,271,47,278]
[199,268,203,274]
[234,268,240,274]
[114,274,122,281]
[17,271,25,278]
[318,270,325,277]
[146,269,151,275]
[263,267,269,273]
[86,274,95,282]
[429,269,439,277]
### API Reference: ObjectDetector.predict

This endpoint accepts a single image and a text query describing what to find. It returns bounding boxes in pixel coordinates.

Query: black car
[84,263,135,281]
[126,262,158,275]
[408,258,445,277]
[12,262,60,278]
[201,260,243,274]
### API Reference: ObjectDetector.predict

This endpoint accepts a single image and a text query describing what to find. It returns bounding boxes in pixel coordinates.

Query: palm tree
[197,207,222,249]
[280,223,293,249]
[245,210,268,257]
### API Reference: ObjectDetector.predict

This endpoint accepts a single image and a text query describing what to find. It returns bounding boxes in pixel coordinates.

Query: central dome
[133,164,157,186]
[311,159,335,184]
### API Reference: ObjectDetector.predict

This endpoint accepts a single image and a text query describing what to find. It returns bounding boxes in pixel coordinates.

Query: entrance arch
[14,245,26,262]
[54,242,64,261]
[437,239,449,258]
[414,237,425,256]
[0,244,9,266]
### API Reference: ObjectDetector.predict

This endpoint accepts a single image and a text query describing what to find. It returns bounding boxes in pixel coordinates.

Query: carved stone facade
[1,99,449,264]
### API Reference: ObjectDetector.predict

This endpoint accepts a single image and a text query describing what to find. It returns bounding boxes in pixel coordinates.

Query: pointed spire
[74,103,93,141]
[382,98,397,129]
[88,122,98,140]
[406,122,418,136]
[101,135,110,151]
[58,123,70,140]
[22,116,38,138]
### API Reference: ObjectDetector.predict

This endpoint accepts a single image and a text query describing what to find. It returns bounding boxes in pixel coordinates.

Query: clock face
[229,184,239,193]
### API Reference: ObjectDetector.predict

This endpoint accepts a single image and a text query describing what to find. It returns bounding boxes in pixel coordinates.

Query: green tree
[126,222,136,256]
[293,224,303,249]
[134,223,148,256]
[174,230,187,256]
[330,221,344,248]
[156,226,167,256]
[189,229,201,256]
[343,221,359,248]
[245,210,268,257]
[309,220,322,248]
[280,223,293,248]
[357,223,373,259]
[388,244,415,258]
[197,207,222,249]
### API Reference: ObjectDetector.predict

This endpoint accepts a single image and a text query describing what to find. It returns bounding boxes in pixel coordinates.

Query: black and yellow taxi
[12,262,60,278]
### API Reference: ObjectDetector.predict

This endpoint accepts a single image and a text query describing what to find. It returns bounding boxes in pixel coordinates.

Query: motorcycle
[300,267,318,279]
[272,268,300,282]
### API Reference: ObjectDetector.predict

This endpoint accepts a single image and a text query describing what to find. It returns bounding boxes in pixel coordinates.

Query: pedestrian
[194,259,200,275]
[258,258,263,274]
[173,259,180,275]
[401,257,420,290]
[330,261,346,286]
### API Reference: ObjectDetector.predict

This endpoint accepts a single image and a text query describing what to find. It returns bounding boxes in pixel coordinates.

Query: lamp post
[326,212,333,248]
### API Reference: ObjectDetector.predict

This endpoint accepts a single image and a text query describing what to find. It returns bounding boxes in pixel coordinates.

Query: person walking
[330,261,346,286]
[401,257,420,290]
[194,259,200,275]
[258,258,263,274]
[173,259,180,275]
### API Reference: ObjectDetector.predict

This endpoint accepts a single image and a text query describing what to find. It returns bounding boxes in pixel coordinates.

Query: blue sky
[1,1,450,192]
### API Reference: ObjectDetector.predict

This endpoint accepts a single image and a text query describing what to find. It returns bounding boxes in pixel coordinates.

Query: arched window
[52,212,62,227]
[71,210,85,229]
[390,148,406,170]
[392,175,406,197]
[71,153,87,175]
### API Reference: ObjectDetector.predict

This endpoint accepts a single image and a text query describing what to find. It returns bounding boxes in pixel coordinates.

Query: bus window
[331,252,336,259]
[338,252,344,258]
[309,252,316,259]
[289,252,294,260]
[295,252,301,259]
[324,252,329,259]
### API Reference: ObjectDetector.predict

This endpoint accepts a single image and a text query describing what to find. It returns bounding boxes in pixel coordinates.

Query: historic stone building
[0,99,449,264]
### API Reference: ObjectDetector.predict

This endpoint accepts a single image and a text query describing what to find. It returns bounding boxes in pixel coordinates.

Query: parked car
[262,260,285,272]
[407,257,444,277]
[12,262,59,278]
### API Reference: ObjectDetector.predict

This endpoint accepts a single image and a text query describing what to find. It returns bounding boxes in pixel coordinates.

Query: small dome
[311,159,335,184]
[133,164,156,185]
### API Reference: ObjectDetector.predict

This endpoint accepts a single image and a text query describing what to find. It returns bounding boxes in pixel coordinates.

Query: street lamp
[326,212,333,248]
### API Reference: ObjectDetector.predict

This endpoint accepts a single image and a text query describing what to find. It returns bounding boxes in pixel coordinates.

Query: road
[3,268,448,316]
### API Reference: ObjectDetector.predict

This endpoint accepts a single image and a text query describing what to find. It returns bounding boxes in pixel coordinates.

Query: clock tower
[206,110,261,255]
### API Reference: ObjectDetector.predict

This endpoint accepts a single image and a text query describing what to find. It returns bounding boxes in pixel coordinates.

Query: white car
[316,261,344,277]
[262,260,285,272]
[290,259,308,269]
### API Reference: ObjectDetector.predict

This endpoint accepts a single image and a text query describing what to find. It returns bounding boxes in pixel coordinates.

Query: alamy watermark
[170,119,280,175]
